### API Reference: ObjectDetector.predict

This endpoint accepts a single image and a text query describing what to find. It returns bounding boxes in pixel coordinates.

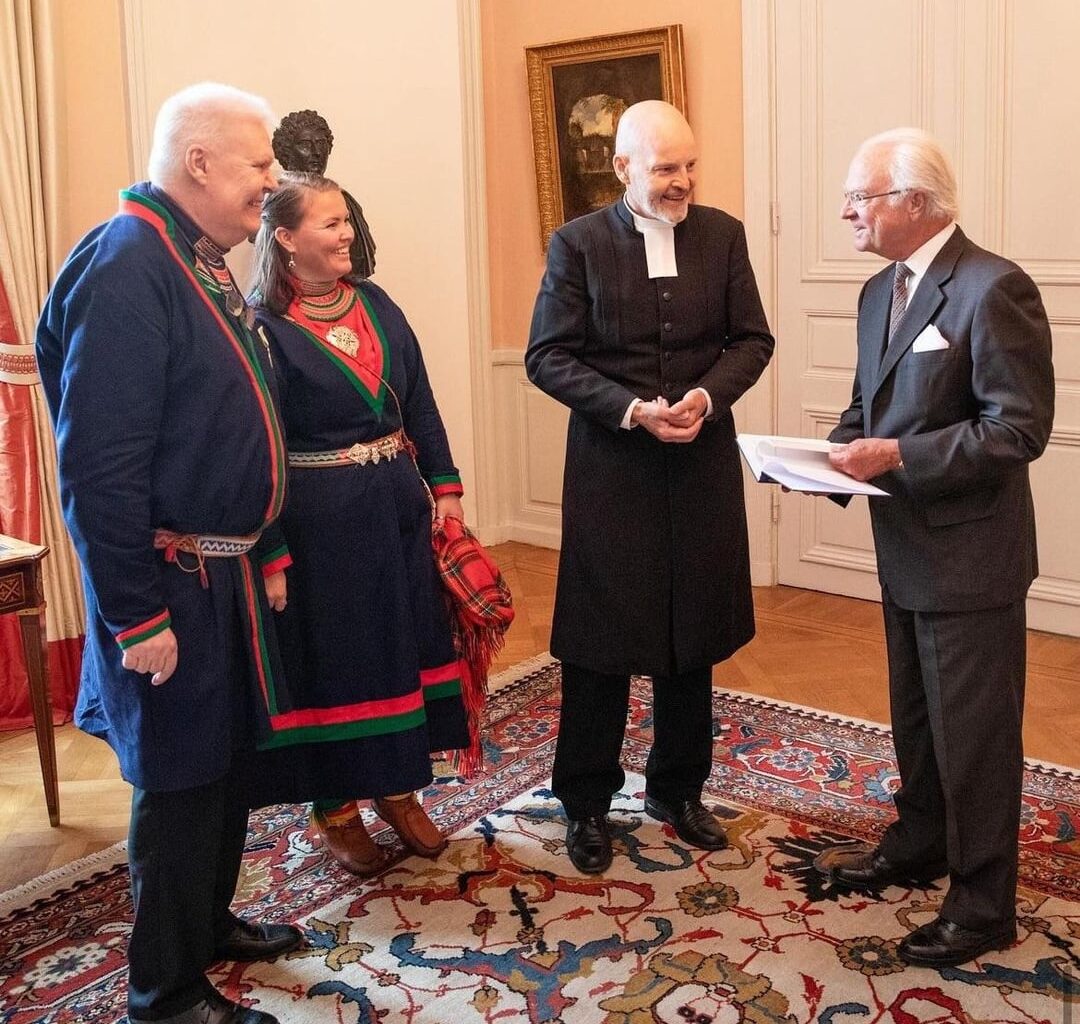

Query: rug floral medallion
[2,657,1078,1023]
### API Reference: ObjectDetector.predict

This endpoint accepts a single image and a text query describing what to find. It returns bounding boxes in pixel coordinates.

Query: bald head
[614,100,693,159]
[613,101,697,224]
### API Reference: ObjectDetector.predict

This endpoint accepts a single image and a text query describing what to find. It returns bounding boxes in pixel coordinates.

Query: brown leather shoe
[374,794,447,858]
[312,808,388,876]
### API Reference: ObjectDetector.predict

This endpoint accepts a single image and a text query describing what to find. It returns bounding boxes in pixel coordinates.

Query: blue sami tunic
[36,184,289,792]
[246,282,468,805]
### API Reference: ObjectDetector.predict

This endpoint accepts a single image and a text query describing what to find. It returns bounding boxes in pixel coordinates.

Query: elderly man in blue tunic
[36,83,298,1024]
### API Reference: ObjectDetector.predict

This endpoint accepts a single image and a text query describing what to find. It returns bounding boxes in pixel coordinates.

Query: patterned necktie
[888,262,913,342]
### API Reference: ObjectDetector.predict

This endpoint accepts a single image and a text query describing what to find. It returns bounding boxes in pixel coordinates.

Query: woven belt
[153,529,261,588]
[288,430,406,468]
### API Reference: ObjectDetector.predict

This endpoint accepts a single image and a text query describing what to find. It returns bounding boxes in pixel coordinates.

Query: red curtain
[0,272,81,728]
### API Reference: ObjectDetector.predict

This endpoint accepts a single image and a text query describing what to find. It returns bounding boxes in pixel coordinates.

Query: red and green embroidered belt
[287,429,406,468]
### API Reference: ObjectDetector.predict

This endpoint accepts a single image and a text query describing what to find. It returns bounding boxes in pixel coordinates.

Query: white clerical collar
[624,196,678,279]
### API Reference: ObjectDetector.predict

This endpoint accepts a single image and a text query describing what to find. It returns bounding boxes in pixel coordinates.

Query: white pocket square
[912,324,950,352]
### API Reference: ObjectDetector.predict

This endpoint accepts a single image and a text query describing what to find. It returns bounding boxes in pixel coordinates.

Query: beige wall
[481,0,745,351]
[92,0,485,521]
[51,0,129,260]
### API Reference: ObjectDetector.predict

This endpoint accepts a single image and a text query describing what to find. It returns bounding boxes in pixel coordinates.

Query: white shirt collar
[624,196,678,278]
[901,222,957,300]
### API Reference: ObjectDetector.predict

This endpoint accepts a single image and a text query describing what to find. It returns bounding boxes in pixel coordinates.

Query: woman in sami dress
[248,172,468,874]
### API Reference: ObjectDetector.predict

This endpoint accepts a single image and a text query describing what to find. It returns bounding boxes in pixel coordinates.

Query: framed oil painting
[525,25,687,249]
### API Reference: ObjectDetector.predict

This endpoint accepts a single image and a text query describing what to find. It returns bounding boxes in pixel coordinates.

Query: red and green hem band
[116,609,172,649]
[257,661,462,749]
[421,662,463,700]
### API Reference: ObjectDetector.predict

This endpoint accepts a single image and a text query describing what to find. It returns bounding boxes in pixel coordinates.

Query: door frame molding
[742,0,779,585]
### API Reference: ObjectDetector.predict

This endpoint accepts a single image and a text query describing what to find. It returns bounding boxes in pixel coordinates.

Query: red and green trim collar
[284,284,392,416]
[116,190,287,526]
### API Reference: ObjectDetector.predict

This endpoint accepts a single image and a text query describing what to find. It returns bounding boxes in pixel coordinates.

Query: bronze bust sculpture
[273,110,377,279]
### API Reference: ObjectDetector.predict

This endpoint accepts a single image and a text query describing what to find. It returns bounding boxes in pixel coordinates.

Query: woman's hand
[264,570,288,612]
[435,494,465,523]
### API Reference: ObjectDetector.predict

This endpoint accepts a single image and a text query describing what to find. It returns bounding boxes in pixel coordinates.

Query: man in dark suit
[526,101,774,875]
[815,128,1054,967]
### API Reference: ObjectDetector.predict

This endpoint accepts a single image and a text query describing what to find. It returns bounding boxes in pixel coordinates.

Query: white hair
[147,82,275,184]
[858,127,959,220]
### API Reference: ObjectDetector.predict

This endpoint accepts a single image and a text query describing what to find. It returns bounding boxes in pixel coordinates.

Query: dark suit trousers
[552,661,713,819]
[878,589,1026,930]
[126,770,249,1019]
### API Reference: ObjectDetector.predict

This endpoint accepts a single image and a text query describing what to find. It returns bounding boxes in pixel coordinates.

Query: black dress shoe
[130,987,279,1024]
[812,844,948,891]
[213,917,303,962]
[898,915,1017,967]
[644,795,728,851]
[566,815,613,874]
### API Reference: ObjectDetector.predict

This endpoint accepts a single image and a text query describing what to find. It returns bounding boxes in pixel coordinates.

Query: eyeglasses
[843,188,906,209]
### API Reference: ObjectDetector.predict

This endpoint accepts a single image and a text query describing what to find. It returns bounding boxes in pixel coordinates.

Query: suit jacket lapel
[872,226,966,397]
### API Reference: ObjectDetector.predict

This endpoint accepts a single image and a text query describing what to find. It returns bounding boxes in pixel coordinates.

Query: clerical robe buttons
[663,322,673,332]
[663,351,673,361]
[662,290,673,301]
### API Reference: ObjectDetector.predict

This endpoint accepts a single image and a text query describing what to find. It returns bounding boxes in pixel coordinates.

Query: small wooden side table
[0,534,59,826]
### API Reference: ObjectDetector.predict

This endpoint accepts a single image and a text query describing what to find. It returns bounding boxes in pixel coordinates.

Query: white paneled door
[764,0,1080,634]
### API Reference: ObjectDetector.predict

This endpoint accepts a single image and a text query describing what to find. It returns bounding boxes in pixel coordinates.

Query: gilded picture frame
[525,25,687,249]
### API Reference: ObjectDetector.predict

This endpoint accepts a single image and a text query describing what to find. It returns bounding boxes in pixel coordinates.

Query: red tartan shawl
[431,515,514,776]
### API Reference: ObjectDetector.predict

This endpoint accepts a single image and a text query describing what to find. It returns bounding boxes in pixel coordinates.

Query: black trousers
[552,661,713,819]
[878,591,1026,931]
[126,770,249,1020]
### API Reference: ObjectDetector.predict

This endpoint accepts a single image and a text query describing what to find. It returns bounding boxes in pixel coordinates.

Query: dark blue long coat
[36,184,289,792]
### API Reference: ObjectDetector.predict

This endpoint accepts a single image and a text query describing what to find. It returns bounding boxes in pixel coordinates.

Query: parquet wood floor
[1,541,1076,891]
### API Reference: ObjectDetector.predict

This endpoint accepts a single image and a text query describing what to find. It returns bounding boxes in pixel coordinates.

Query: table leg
[17,601,60,827]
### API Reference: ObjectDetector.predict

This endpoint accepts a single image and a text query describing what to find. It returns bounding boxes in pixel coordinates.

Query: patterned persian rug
[2,655,1078,1023]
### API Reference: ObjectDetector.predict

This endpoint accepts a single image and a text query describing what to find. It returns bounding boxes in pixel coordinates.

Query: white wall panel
[121,0,491,526]
[753,0,1079,633]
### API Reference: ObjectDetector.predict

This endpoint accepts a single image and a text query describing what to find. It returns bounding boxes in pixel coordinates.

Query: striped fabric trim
[256,660,462,749]
[116,609,171,649]
[431,481,465,498]
[117,191,288,525]
[420,661,463,700]
[258,707,428,749]
[260,550,292,578]
[287,320,389,416]
[240,554,279,717]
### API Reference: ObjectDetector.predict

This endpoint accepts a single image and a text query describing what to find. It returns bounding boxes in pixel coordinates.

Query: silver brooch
[326,325,360,358]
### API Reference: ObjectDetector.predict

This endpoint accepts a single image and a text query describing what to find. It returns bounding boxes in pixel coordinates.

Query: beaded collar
[293,279,355,323]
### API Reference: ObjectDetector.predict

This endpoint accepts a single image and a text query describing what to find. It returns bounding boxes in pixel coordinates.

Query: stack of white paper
[736,434,890,497]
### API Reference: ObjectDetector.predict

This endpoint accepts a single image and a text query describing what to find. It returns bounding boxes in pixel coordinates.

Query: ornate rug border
[3,654,1074,911]
[0,840,128,914]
